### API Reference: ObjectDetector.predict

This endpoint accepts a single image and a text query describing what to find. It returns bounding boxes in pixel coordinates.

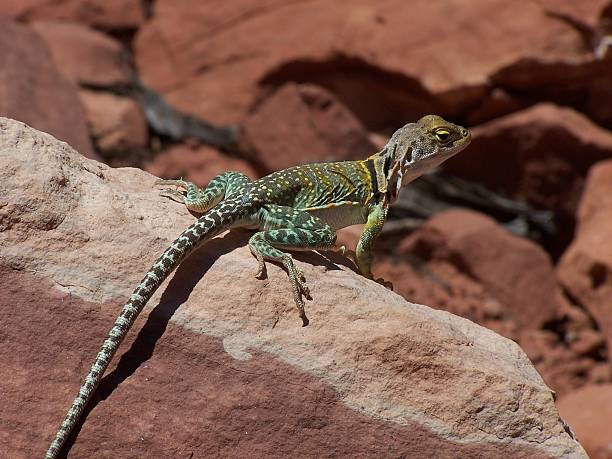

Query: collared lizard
[45,115,471,458]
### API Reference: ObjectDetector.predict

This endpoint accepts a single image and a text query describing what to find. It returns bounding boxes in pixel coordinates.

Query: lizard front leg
[248,205,337,326]
[355,201,393,289]
[155,171,252,213]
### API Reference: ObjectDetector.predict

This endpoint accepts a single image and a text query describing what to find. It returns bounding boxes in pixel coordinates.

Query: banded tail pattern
[45,199,248,459]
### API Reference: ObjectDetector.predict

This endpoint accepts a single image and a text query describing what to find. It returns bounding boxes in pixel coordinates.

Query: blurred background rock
[1,1,611,456]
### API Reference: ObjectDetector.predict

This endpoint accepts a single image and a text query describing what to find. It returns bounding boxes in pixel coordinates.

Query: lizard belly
[303,202,367,230]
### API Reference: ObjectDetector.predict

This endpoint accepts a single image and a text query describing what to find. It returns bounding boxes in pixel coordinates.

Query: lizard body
[45,115,470,458]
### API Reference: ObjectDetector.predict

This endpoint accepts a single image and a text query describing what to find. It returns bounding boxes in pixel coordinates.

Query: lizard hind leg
[248,206,337,326]
[155,172,252,213]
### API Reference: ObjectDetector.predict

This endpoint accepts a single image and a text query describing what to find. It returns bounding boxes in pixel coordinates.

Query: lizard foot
[295,267,311,299]
[154,178,188,189]
[334,244,347,255]
[155,179,188,203]
[158,189,186,203]
[285,259,310,326]
[252,252,267,279]
[294,295,309,327]
[342,248,357,264]
[375,277,394,291]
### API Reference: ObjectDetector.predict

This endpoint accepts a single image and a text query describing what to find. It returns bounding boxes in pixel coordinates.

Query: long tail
[45,199,247,459]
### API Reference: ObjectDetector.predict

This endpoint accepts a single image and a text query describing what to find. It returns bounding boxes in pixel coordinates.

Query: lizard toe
[159,189,186,203]
[375,277,394,291]
[154,178,188,189]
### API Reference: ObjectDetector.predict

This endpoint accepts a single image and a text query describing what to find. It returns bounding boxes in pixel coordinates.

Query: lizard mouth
[452,128,471,151]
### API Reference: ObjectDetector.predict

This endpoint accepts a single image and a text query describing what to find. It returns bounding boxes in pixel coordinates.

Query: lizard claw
[295,267,307,283]
[159,189,187,203]
[334,244,347,255]
[295,268,311,299]
[155,179,189,203]
[154,178,187,189]
[375,277,394,291]
[253,256,267,279]
[343,249,357,263]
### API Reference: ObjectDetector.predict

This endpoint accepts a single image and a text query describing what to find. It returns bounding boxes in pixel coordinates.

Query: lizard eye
[434,128,451,143]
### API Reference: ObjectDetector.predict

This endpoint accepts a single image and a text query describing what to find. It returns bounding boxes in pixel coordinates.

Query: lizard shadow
[59,229,244,456]
[59,228,353,456]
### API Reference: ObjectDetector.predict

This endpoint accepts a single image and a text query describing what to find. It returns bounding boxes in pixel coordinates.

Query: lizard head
[371,115,471,201]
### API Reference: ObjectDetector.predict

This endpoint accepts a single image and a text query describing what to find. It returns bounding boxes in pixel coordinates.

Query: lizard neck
[363,155,396,205]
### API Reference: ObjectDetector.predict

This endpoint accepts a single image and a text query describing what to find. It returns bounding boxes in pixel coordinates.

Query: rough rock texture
[373,209,608,396]
[1,0,146,31]
[240,83,377,172]
[0,118,586,457]
[380,209,566,332]
[446,104,612,221]
[145,143,258,185]
[557,384,612,459]
[32,21,132,86]
[558,160,612,355]
[133,0,607,126]
[0,19,95,158]
[79,89,148,159]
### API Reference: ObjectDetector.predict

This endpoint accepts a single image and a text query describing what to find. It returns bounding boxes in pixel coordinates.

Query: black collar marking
[383,154,391,178]
[365,159,380,198]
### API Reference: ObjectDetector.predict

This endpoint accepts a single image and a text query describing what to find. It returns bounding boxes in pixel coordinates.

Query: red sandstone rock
[395,209,565,331]
[519,329,608,397]
[373,209,608,396]
[557,384,612,459]
[0,0,145,31]
[32,21,132,86]
[0,117,586,458]
[145,144,258,186]
[0,19,95,158]
[446,104,612,219]
[240,83,377,172]
[79,89,148,158]
[558,160,612,356]
[374,255,519,340]
[133,0,606,126]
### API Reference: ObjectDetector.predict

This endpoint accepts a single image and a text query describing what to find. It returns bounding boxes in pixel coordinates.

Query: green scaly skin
[45,115,471,458]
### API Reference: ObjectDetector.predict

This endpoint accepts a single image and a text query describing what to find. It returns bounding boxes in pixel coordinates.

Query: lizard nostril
[460,128,469,137]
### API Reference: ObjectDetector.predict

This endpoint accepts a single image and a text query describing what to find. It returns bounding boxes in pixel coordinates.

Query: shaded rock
[145,143,258,185]
[239,83,376,172]
[32,21,132,86]
[1,0,145,31]
[0,18,95,158]
[557,384,612,459]
[0,117,585,458]
[558,160,612,355]
[466,88,527,125]
[79,89,148,161]
[133,0,605,126]
[445,104,612,241]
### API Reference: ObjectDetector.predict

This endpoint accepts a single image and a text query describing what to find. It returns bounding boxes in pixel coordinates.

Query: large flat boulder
[0,117,585,457]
